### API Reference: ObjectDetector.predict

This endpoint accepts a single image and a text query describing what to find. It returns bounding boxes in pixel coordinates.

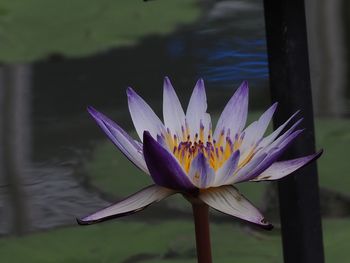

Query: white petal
[214,81,248,140]
[186,79,211,138]
[239,103,278,161]
[251,151,323,181]
[238,121,258,161]
[163,77,186,136]
[127,87,165,141]
[212,150,240,187]
[87,107,149,174]
[263,118,303,153]
[78,185,175,224]
[259,111,300,149]
[199,186,272,229]
[255,103,278,137]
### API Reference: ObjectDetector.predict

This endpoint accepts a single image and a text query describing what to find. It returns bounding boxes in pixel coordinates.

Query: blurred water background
[0,0,349,262]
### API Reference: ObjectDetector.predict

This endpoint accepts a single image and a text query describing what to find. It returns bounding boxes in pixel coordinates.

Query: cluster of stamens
[161,124,245,172]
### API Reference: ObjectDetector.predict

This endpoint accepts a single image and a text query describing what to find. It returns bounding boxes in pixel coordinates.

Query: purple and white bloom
[78,77,322,229]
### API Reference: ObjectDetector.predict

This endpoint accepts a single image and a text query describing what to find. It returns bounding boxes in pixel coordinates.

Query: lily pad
[0,219,349,262]
[0,0,199,62]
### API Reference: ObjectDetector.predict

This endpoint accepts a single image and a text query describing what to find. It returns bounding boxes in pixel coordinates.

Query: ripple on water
[0,163,109,235]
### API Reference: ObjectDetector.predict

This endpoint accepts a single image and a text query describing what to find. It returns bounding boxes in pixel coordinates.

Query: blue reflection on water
[166,37,268,86]
[197,38,268,85]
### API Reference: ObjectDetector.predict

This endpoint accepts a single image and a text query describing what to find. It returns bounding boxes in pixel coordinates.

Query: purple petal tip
[241,80,249,88]
[87,105,95,114]
[164,76,174,91]
[263,222,274,230]
[126,87,135,97]
[87,106,101,119]
[164,76,171,84]
[313,149,324,160]
[195,78,204,89]
[76,217,90,226]
[236,80,249,96]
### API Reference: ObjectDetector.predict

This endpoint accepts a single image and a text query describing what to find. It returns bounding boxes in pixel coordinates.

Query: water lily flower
[78,77,322,229]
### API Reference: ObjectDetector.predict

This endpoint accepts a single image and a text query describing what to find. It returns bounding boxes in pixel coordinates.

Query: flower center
[162,125,245,173]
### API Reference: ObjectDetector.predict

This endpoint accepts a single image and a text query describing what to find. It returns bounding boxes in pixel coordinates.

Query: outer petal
[127,87,165,141]
[264,119,303,152]
[212,150,240,187]
[199,186,272,229]
[188,153,215,188]
[143,131,196,192]
[254,102,278,138]
[186,79,211,138]
[258,110,300,149]
[163,77,186,136]
[214,81,248,140]
[77,185,175,225]
[87,107,149,174]
[251,150,323,181]
[236,129,304,183]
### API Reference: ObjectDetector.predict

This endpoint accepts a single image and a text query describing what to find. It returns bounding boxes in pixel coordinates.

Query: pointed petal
[143,131,196,191]
[87,106,149,174]
[77,185,175,225]
[127,87,165,141]
[238,121,258,154]
[199,186,272,229]
[214,81,249,140]
[227,152,268,184]
[259,110,300,149]
[188,153,215,188]
[254,102,278,138]
[186,79,211,138]
[212,150,240,187]
[264,119,303,152]
[163,77,186,136]
[241,103,278,153]
[251,150,323,181]
[237,129,304,183]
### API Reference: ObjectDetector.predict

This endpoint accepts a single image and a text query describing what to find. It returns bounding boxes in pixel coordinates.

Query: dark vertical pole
[0,65,30,235]
[263,1,325,263]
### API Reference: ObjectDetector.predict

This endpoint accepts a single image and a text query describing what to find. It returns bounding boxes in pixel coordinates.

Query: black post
[263,1,325,263]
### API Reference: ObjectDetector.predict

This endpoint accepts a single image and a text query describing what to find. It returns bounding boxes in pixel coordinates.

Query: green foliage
[0,219,348,262]
[315,118,350,194]
[0,0,199,62]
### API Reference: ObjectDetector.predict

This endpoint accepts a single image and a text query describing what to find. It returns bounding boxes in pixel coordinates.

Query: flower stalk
[192,203,212,263]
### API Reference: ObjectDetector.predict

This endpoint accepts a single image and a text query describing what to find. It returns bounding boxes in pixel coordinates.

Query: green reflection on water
[0,0,199,63]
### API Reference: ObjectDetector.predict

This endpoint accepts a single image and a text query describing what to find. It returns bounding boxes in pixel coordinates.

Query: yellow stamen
[164,125,244,175]
[217,130,225,147]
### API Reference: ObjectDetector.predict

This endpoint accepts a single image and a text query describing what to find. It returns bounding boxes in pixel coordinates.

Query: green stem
[192,203,212,263]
